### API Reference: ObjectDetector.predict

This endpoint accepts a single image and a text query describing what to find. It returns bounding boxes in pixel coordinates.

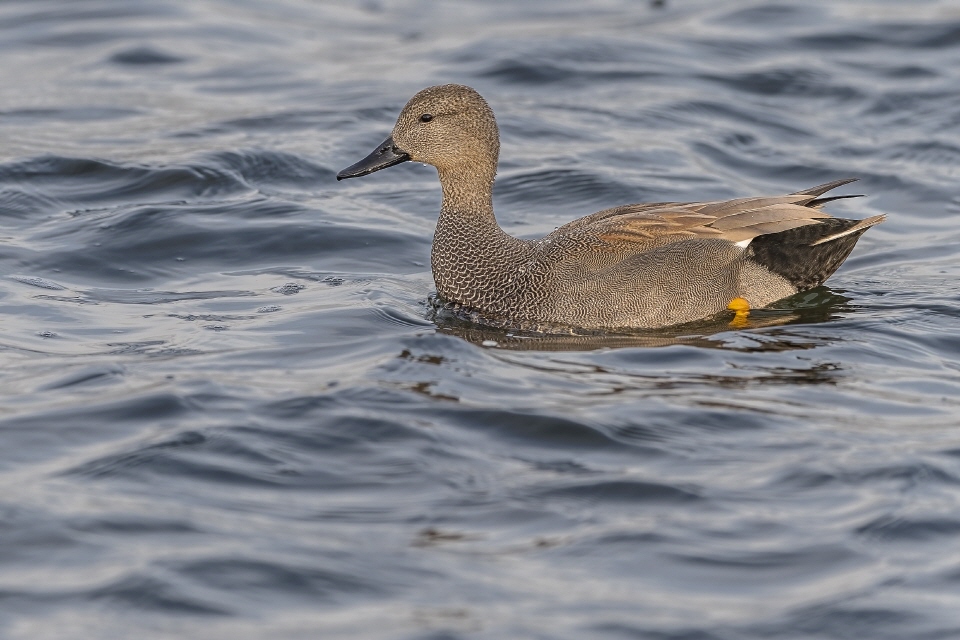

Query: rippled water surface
[2,1,960,638]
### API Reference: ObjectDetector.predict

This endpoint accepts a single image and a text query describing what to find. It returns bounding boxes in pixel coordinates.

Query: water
[1,0,960,638]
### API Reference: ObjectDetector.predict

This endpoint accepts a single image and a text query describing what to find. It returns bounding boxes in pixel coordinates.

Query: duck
[337,84,884,331]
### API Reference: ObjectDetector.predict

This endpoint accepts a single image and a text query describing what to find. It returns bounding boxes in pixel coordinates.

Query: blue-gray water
[2,1,960,638]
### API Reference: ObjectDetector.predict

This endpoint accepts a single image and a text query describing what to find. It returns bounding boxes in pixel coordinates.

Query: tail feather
[811,214,885,246]
[807,194,865,208]
[791,178,859,198]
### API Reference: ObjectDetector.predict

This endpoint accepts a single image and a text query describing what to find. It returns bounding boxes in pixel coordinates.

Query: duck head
[337,84,500,181]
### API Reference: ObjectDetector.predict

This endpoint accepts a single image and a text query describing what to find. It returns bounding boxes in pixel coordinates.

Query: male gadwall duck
[338,84,884,331]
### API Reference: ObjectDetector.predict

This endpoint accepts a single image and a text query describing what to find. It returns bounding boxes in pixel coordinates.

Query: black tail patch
[745,218,876,291]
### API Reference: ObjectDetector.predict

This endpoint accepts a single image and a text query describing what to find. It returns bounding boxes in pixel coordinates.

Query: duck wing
[543,179,862,253]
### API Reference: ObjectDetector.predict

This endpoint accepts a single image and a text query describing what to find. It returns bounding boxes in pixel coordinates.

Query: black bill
[336,136,410,180]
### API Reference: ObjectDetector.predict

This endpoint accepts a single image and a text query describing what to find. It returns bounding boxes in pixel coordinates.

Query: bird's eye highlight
[419,113,433,123]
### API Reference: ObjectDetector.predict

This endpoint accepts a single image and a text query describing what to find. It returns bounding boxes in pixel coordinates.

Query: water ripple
[2,1,960,638]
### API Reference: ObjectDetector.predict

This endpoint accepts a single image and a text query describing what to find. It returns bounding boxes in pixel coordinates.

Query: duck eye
[419,113,433,123]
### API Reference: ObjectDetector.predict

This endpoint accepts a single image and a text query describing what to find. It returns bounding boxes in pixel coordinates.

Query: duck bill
[336,136,410,180]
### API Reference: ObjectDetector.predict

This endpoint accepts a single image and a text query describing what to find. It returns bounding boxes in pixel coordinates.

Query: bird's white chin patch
[735,238,752,249]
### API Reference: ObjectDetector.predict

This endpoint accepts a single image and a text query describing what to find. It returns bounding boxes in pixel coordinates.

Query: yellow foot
[727,297,751,328]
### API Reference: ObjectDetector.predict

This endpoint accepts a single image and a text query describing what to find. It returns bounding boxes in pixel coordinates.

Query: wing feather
[708,203,831,231]
[540,180,861,257]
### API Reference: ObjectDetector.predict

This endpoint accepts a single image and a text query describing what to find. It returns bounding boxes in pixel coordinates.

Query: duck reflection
[429,287,854,352]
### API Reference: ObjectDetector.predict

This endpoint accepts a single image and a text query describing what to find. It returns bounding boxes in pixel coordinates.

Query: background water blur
[2,1,960,638]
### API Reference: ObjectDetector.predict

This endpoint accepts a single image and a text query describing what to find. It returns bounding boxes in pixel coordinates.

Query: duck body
[338,84,884,331]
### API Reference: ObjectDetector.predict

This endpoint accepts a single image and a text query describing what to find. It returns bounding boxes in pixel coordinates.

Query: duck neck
[432,167,528,309]
[437,167,499,232]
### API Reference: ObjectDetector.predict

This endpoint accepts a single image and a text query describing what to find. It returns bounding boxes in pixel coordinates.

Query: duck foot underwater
[338,84,884,332]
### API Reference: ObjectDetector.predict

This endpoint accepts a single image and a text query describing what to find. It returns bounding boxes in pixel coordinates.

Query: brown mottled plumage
[338,84,884,330]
